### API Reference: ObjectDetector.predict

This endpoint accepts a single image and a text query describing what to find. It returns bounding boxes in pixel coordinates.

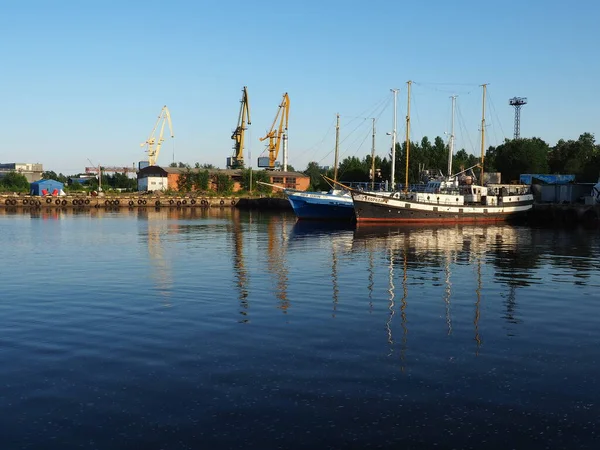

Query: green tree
[304,161,329,191]
[177,168,193,192]
[484,145,497,172]
[192,170,210,191]
[0,171,30,191]
[240,169,271,193]
[494,137,550,183]
[549,133,600,181]
[215,173,234,194]
[42,171,68,183]
[338,156,368,182]
[452,149,479,175]
[65,182,85,192]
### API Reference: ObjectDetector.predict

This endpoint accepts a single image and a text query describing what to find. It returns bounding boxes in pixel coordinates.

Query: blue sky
[1,0,598,175]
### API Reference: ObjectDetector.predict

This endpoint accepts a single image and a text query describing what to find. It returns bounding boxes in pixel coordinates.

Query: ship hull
[287,191,355,221]
[352,192,532,223]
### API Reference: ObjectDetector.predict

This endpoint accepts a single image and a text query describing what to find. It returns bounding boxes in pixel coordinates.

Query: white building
[0,163,44,182]
[137,166,168,192]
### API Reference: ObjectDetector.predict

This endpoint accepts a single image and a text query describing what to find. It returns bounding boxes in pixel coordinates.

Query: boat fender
[138,199,143,205]
[23,199,29,205]
[105,200,110,206]
[190,199,196,205]
[85,199,90,205]
[56,199,62,205]
[155,200,161,207]
[129,200,134,206]
[176,200,181,206]
[182,199,187,205]
[220,200,225,206]
[142,199,147,205]
[72,199,78,205]
[231,200,236,206]
[115,199,120,206]
[61,199,67,206]
[169,199,174,205]
[46,198,52,204]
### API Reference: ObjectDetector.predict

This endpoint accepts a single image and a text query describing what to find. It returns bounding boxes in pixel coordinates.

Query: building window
[272,177,284,184]
[285,177,296,184]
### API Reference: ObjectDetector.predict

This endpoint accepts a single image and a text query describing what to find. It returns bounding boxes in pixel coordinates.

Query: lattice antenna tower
[509,97,527,139]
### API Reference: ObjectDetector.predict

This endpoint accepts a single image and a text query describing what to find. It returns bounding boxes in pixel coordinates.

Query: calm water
[1,207,599,449]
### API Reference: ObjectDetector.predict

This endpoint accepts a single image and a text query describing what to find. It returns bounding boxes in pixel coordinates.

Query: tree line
[304,132,600,190]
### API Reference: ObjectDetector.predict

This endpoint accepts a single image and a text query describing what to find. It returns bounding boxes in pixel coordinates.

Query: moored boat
[284,113,356,221]
[351,83,533,224]
[351,180,533,223]
[286,189,354,220]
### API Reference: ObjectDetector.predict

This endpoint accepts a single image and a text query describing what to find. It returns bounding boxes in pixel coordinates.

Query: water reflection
[351,224,537,360]
[231,216,249,322]
[267,216,291,313]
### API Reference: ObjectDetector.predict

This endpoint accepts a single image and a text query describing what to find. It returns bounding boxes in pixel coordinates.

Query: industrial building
[137,166,310,192]
[0,163,43,182]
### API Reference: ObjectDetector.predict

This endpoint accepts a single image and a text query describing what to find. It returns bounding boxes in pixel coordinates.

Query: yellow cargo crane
[228,86,251,169]
[141,105,174,167]
[259,93,289,170]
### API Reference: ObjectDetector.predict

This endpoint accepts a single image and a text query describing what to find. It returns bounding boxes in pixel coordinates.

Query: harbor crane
[141,105,174,166]
[228,86,251,169]
[259,93,289,170]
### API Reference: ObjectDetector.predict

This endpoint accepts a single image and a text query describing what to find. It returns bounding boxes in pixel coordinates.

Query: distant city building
[0,163,43,182]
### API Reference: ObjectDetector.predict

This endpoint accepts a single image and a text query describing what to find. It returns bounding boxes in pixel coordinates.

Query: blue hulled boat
[286,189,354,220]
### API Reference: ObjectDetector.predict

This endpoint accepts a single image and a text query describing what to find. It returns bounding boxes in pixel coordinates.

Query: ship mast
[480,84,487,184]
[390,89,398,191]
[333,113,340,182]
[404,81,412,193]
[371,118,376,191]
[448,95,456,178]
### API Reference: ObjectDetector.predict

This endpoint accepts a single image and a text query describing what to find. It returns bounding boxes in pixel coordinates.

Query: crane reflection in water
[139,208,174,306]
[267,216,291,313]
[231,212,250,322]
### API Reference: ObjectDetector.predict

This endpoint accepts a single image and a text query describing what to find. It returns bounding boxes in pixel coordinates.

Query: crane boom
[259,93,289,170]
[141,105,174,166]
[228,86,251,169]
